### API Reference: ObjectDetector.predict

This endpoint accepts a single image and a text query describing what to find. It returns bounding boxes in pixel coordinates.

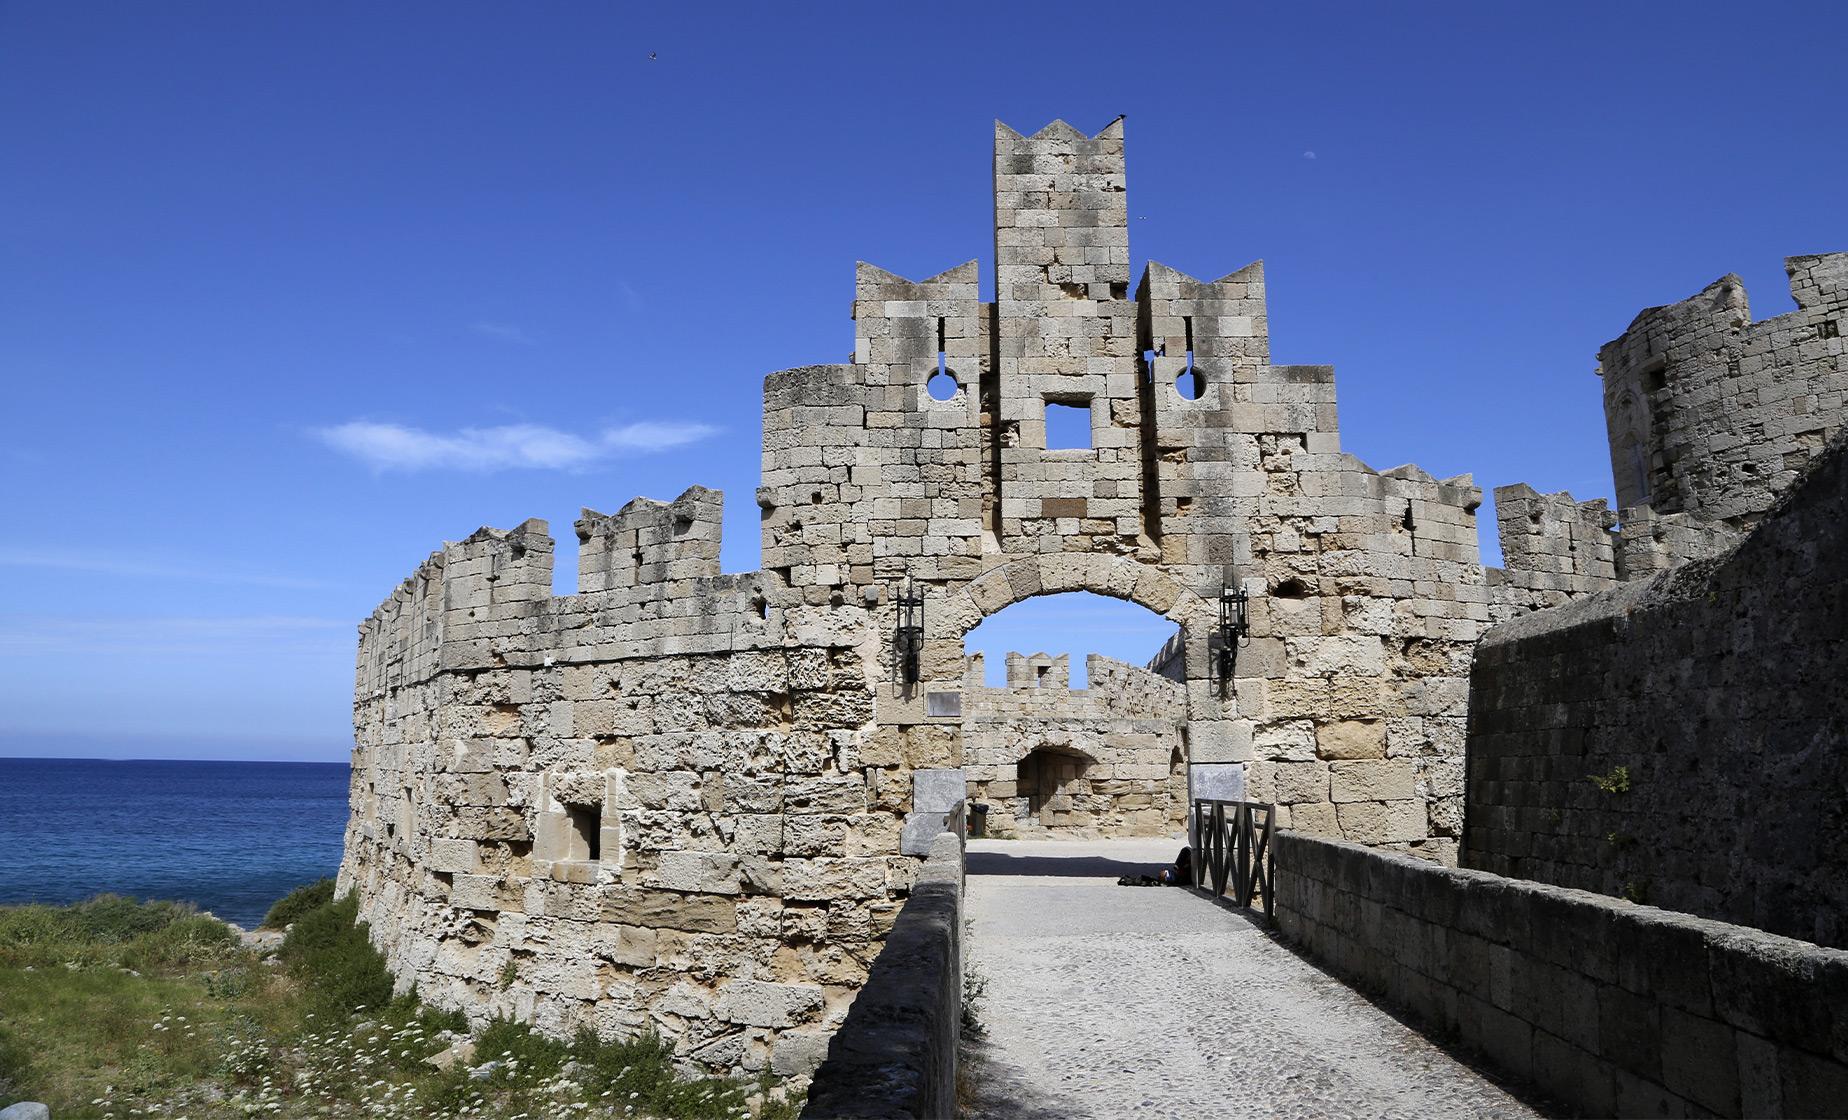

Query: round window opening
[927,368,961,402]
[1174,367,1205,401]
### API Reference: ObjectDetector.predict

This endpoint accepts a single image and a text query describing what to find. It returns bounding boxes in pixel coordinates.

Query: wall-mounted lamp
[893,578,925,687]
[1211,579,1251,696]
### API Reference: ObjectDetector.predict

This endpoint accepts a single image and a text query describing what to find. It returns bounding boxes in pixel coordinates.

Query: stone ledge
[1272,831,1848,1118]
[802,832,964,1119]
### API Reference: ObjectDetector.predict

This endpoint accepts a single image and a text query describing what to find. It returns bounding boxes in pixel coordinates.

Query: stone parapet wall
[801,831,963,1120]
[1464,434,1847,947]
[1490,484,1618,609]
[1612,505,1740,579]
[1273,832,1848,1118]
[339,497,915,1078]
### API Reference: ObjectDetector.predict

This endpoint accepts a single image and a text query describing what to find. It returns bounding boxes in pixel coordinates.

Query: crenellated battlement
[1003,651,1068,689]
[575,485,722,594]
[1492,484,1618,606]
[850,261,983,373]
[1137,260,1270,380]
[1598,251,1846,529]
[355,548,446,702]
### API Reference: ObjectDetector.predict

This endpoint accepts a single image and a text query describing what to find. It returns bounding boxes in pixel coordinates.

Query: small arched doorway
[1016,744,1096,828]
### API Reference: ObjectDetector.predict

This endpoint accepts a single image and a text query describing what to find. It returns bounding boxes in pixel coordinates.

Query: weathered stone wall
[340,117,1617,1074]
[1489,484,1620,611]
[1600,253,1846,532]
[338,493,907,1077]
[961,653,1187,837]
[1464,434,1848,947]
[1273,831,1848,1118]
[753,119,1527,864]
[801,831,963,1120]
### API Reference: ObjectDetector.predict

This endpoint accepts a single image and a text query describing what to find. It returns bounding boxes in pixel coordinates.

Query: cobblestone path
[960,837,1548,1120]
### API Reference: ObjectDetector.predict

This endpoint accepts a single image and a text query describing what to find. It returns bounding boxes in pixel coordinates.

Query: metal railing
[1192,798,1276,920]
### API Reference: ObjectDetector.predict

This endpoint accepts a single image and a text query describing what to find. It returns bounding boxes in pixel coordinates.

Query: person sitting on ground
[1158,844,1192,886]
[1118,844,1192,887]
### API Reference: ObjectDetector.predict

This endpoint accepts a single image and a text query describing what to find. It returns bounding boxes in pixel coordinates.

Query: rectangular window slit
[566,804,601,862]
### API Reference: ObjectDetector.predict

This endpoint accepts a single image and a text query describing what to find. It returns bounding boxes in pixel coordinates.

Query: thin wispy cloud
[314,419,719,472]
[470,321,537,345]
[0,614,351,657]
[0,548,327,589]
[603,420,720,453]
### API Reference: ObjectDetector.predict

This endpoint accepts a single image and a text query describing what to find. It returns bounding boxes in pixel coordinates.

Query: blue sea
[0,758,351,929]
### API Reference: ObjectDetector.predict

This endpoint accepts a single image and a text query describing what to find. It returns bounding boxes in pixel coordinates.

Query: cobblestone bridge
[959,838,1546,1120]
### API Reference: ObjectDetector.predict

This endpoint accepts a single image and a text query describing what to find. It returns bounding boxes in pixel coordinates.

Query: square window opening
[1044,400,1092,450]
[566,804,601,862]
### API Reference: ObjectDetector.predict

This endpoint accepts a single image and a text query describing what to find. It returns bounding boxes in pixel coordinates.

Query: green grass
[261,877,335,929]
[277,889,396,1017]
[0,886,805,1119]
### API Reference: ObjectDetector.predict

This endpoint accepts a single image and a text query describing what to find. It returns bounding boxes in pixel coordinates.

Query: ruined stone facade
[1462,256,1848,947]
[960,653,1188,837]
[1491,252,1846,605]
[338,120,1829,1072]
[1601,254,1846,531]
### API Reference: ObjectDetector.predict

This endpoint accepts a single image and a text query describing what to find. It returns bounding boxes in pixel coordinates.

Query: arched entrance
[945,563,1215,839]
[1017,743,1095,825]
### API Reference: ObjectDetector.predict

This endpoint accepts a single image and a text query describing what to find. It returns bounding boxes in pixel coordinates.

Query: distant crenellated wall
[961,653,1188,837]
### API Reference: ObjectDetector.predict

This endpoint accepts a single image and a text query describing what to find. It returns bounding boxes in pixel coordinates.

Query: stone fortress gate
[336,119,1843,1076]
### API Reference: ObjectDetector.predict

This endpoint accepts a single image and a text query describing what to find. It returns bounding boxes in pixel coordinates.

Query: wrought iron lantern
[1211,578,1251,695]
[893,578,925,687]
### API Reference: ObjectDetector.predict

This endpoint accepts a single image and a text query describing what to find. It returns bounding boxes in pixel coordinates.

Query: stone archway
[1016,743,1097,826]
[934,553,1216,662]
[917,553,1247,837]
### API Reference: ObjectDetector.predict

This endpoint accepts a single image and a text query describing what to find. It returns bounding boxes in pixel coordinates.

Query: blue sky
[2,2,1843,760]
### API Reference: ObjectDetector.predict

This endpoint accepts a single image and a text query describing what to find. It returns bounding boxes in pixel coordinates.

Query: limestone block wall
[800,831,964,1120]
[1490,484,1618,611]
[960,653,1187,837]
[338,493,920,1077]
[342,120,1591,1065]
[1600,252,1846,530]
[1612,505,1740,580]
[1274,832,1848,1119]
[1464,435,1848,948]
[992,119,1144,555]
[748,118,1545,865]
